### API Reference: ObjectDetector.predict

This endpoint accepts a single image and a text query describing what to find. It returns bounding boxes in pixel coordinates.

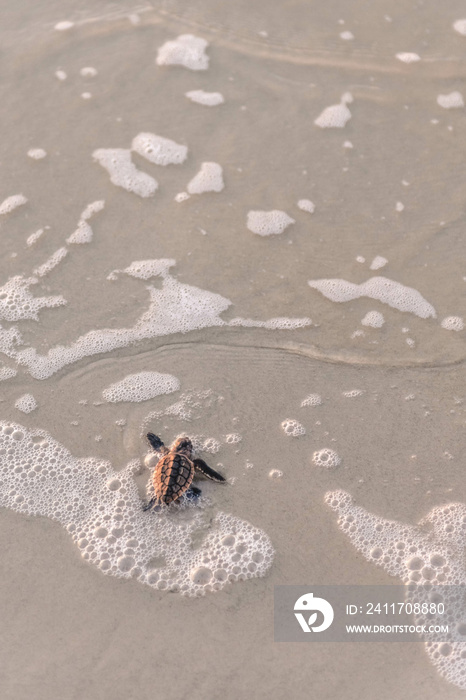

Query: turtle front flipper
[147,432,169,454]
[193,458,226,482]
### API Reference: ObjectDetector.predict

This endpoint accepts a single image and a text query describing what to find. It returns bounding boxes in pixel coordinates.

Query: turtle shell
[153,453,194,505]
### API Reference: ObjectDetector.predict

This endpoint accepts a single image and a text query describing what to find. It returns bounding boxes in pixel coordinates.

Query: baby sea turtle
[143,433,226,509]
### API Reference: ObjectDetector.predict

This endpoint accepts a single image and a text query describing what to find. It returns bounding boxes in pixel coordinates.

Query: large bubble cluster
[326,490,466,689]
[0,421,274,596]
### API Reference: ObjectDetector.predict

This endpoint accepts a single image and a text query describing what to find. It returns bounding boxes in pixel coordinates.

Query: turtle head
[172,436,193,458]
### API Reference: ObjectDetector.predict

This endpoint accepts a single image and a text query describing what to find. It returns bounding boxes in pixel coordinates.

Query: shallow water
[1,1,466,698]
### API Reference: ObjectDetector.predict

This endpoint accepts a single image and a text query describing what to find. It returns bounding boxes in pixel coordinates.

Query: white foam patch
[340,31,354,40]
[80,67,97,77]
[247,210,295,235]
[343,389,363,397]
[453,19,466,35]
[441,316,464,332]
[314,93,353,128]
[131,133,187,166]
[156,35,209,71]
[108,259,175,281]
[0,422,274,596]
[396,201,404,212]
[308,276,436,319]
[26,229,45,247]
[370,256,388,270]
[361,310,385,328]
[228,317,311,329]
[187,162,224,194]
[27,148,47,160]
[326,490,466,689]
[0,276,66,321]
[186,90,224,106]
[67,221,93,244]
[54,21,74,31]
[175,192,190,203]
[55,70,67,81]
[281,419,305,437]
[8,261,312,379]
[15,394,37,413]
[80,200,105,221]
[437,92,464,109]
[67,201,105,245]
[93,149,157,197]
[297,199,315,214]
[396,52,421,63]
[312,448,341,468]
[0,194,27,215]
[102,372,180,403]
[0,367,17,381]
[301,393,322,407]
[33,247,68,277]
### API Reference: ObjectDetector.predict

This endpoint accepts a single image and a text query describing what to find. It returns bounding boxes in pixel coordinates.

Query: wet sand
[1,0,466,698]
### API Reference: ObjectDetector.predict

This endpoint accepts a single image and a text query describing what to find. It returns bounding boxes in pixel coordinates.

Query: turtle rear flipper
[193,458,226,483]
[147,432,169,454]
[142,496,159,511]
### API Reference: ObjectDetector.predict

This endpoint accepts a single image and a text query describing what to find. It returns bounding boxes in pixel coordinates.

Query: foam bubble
[0,421,274,596]
[396,201,404,212]
[268,469,283,478]
[314,93,353,128]
[156,35,209,71]
[361,310,385,328]
[0,194,27,215]
[343,389,363,397]
[0,276,66,321]
[340,31,354,40]
[33,247,68,277]
[102,372,180,403]
[325,490,466,689]
[26,229,45,247]
[81,201,104,221]
[437,92,464,109]
[81,92,92,100]
[27,148,47,160]
[131,133,187,166]
[15,394,37,413]
[297,199,315,214]
[175,192,190,203]
[301,394,322,407]
[312,448,341,468]
[308,276,436,318]
[55,70,67,81]
[67,221,93,244]
[187,162,224,194]
[441,316,464,332]
[80,67,97,77]
[453,19,466,35]
[186,90,224,106]
[0,367,17,381]
[93,149,158,197]
[281,419,305,437]
[396,52,421,63]
[247,210,295,235]
[109,259,175,281]
[54,21,74,31]
[370,256,388,270]
[228,317,311,329]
